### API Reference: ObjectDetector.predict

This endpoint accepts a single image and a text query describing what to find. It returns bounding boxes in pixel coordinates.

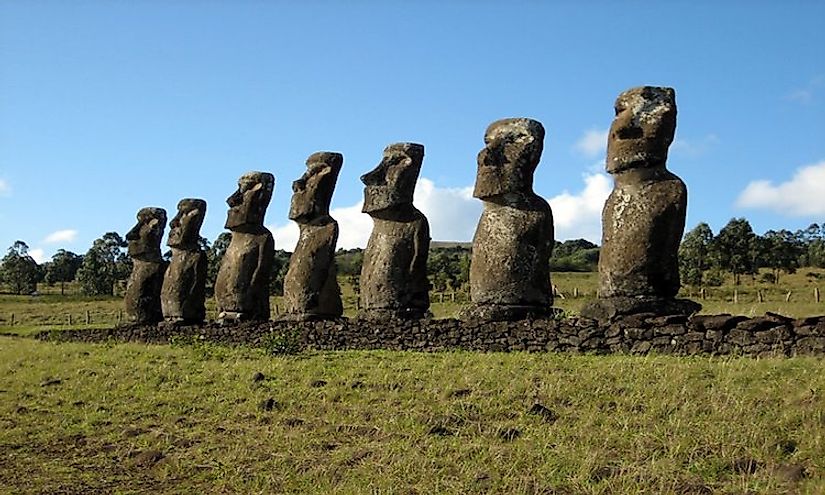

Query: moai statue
[282,152,344,320]
[161,198,208,325]
[359,143,430,320]
[462,118,555,321]
[215,172,275,322]
[581,86,700,321]
[124,207,167,324]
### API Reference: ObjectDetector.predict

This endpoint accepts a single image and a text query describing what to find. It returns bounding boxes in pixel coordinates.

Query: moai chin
[359,143,431,320]
[581,86,700,322]
[463,118,555,321]
[161,198,208,325]
[124,207,167,324]
[214,171,275,323]
[282,152,344,320]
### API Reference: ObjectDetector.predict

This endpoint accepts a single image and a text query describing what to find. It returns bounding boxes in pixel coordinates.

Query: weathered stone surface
[215,172,275,322]
[464,118,554,321]
[359,143,430,320]
[283,152,343,320]
[582,86,699,321]
[124,207,167,324]
[161,199,207,325]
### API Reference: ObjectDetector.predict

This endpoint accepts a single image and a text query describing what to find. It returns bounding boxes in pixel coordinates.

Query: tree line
[679,219,825,287]
[3,218,823,295]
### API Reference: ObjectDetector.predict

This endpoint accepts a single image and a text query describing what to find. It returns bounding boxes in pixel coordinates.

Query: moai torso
[359,143,431,319]
[124,207,167,324]
[361,212,430,315]
[215,230,274,320]
[466,118,554,318]
[162,248,207,323]
[215,172,276,322]
[598,168,686,298]
[161,198,208,324]
[471,196,553,306]
[284,222,342,318]
[283,152,344,320]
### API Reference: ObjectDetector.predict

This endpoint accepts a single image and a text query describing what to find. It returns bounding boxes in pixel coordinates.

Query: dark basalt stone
[282,152,344,321]
[359,143,431,320]
[124,207,167,325]
[161,198,207,325]
[215,172,275,322]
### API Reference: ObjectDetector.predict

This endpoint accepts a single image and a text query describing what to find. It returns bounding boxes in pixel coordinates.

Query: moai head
[606,86,676,174]
[289,152,343,223]
[167,198,207,250]
[474,118,545,199]
[361,143,424,214]
[225,171,275,231]
[126,207,167,260]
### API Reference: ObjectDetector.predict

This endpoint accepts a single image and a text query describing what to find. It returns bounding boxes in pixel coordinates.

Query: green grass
[1,337,823,493]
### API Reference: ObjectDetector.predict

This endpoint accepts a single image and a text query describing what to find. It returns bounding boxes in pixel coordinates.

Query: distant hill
[430,241,472,249]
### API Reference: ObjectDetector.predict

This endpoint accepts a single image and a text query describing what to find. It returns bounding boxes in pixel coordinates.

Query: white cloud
[547,173,611,243]
[414,178,481,243]
[29,248,47,264]
[736,160,825,216]
[574,129,609,158]
[43,229,78,244]
[0,179,10,196]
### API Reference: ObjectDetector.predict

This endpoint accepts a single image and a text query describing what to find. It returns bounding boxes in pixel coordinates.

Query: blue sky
[1,1,823,262]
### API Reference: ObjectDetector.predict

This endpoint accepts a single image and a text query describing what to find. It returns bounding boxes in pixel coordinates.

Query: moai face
[225,172,275,230]
[289,152,343,223]
[361,143,424,214]
[474,118,545,199]
[126,207,167,259]
[167,199,207,249]
[606,86,676,174]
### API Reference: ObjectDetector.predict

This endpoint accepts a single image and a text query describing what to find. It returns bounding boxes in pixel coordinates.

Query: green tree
[45,249,83,295]
[549,239,599,272]
[762,229,803,284]
[678,223,715,287]
[76,232,129,295]
[0,241,40,294]
[715,218,757,285]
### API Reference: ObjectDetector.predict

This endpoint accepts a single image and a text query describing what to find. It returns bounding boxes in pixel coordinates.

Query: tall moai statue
[215,172,275,322]
[161,198,208,325]
[124,207,167,324]
[463,118,555,321]
[581,86,700,321]
[359,143,430,320]
[282,152,344,320]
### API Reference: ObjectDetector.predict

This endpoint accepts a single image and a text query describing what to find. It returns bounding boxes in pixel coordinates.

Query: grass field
[1,338,823,494]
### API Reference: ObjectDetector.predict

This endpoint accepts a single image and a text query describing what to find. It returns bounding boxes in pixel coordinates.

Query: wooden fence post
[700,288,706,300]
[757,290,764,303]
[9,313,14,326]
[85,310,91,325]
[733,289,739,304]
[68,314,72,326]
[573,287,579,298]
[815,287,820,303]
[451,292,456,303]
[785,291,792,302]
